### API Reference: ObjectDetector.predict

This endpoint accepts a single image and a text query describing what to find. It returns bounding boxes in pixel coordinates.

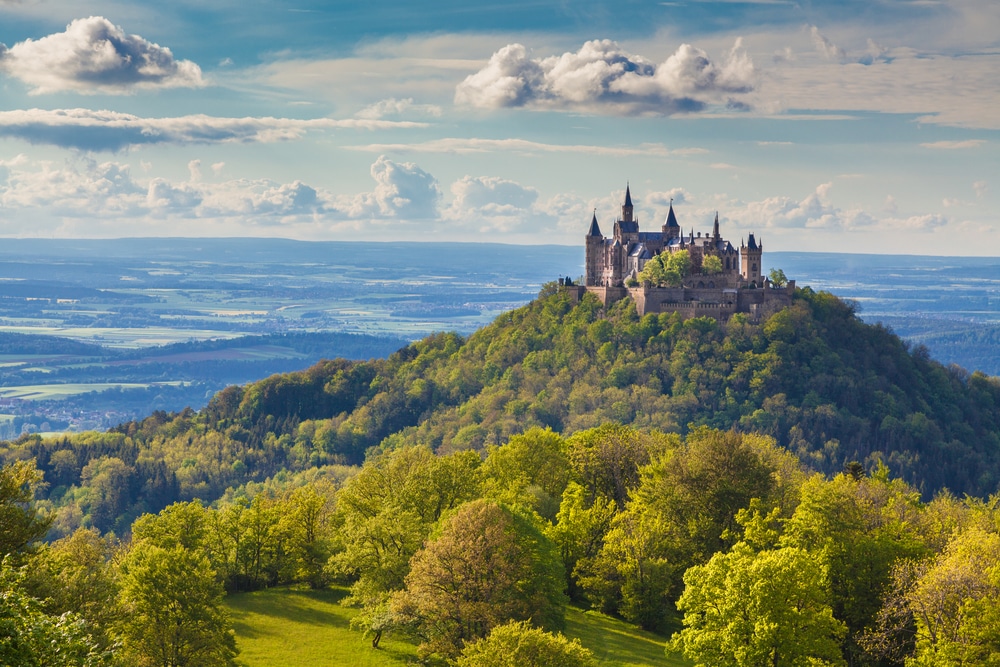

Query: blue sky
[0,0,997,254]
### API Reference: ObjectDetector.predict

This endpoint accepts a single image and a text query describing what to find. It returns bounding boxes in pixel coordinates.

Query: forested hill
[7,284,1000,535]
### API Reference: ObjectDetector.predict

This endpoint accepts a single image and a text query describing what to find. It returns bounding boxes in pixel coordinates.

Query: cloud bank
[455,39,755,115]
[0,16,204,94]
[0,109,428,151]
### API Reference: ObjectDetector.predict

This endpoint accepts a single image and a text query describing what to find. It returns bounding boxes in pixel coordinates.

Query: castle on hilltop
[566,185,794,320]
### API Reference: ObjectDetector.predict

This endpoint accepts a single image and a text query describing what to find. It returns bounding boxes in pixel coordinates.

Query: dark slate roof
[617,220,639,234]
[624,184,633,207]
[638,232,664,243]
[747,233,758,250]
[664,204,679,228]
[587,212,602,237]
[629,243,652,259]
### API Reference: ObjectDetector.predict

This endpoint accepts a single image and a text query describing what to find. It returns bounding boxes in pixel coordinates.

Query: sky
[0,0,997,254]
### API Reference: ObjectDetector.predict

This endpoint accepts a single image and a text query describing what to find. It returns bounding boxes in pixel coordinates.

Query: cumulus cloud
[455,38,756,115]
[0,16,204,94]
[0,108,427,151]
[974,181,988,198]
[727,183,947,232]
[0,155,442,234]
[647,188,688,206]
[444,175,544,232]
[810,26,846,62]
[333,156,440,219]
[356,98,443,119]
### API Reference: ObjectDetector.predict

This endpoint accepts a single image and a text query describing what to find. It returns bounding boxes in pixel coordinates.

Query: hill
[5,285,1000,536]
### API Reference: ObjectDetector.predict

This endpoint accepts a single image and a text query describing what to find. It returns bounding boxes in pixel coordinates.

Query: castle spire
[713,212,720,240]
[621,184,634,223]
[587,209,602,237]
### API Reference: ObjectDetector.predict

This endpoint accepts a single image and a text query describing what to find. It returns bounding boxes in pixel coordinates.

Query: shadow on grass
[228,587,353,631]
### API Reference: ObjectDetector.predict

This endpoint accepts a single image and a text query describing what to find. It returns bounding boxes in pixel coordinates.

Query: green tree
[672,542,846,667]
[545,481,616,601]
[702,255,723,275]
[638,250,691,287]
[481,427,571,520]
[116,542,237,667]
[24,528,118,649]
[0,461,51,559]
[392,499,567,658]
[903,527,1000,666]
[457,621,597,667]
[768,268,788,287]
[0,559,110,667]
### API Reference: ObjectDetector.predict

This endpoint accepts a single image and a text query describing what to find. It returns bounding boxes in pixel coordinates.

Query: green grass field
[0,381,185,401]
[225,587,690,667]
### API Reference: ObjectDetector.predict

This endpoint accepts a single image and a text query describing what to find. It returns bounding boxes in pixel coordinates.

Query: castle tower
[662,200,680,241]
[740,233,764,285]
[712,212,721,241]
[585,211,603,286]
[613,184,639,249]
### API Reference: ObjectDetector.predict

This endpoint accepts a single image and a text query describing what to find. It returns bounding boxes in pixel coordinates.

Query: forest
[3,285,1000,666]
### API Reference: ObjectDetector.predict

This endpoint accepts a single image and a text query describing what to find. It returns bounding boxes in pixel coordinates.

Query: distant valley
[1,238,998,434]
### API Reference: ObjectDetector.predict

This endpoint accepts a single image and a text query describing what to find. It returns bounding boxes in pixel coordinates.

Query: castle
[567,186,794,320]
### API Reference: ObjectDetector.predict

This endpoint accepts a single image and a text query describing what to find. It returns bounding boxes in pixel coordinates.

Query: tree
[672,542,846,667]
[545,481,616,601]
[116,542,237,667]
[457,621,597,667]
[24,528,118,650]
[0,461,51,559]
[768,268,788,287]
[392,499,567,658]
[702,255,723,275]
[903,527,1000,666]
[0,559,110,667]
[638,250,691,287]
[481,427,571,520]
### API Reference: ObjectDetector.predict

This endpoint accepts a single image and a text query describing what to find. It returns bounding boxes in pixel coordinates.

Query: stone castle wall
[569,280,794,322]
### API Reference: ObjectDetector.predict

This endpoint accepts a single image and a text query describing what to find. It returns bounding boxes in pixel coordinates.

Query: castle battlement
[572,186,793,320]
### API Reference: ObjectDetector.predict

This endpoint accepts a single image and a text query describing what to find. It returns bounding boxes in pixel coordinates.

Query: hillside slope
[7,285,1000,535]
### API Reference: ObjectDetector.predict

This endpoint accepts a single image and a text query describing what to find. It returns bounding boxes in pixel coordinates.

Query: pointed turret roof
[747,233,758,250]
[587,210,602,237]
[664,203,679,228]
[624,184,633,207]
[712,212,720,239]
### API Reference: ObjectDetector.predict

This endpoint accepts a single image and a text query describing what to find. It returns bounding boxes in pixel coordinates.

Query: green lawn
[225,587,690,667]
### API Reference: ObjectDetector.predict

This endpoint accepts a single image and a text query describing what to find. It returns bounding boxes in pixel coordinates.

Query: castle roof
[587,211,602,237]
[664,203,679,228]
[629,243,652,259]
[624,184,633,207]
[746,233,758,250]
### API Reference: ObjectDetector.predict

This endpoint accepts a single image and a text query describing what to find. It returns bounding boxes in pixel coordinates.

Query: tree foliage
[393,499,567,658]
[457,621,597,667]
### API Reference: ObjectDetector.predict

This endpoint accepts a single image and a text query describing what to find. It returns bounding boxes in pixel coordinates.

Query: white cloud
[920,140,987,149]
[724,183,947,232]
[444,175,545,232]
[356,98,442,119]
[455,38,756,115]
[647,188,689,206]
[0,16,204,94]
[809,26,846,62]
[333,155,440,219]
[346,137,701,157]
[974,181,988,198]
[0,108,428,151]
[0,155,442,234]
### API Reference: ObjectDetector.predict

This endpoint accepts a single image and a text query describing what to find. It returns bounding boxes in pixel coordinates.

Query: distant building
[568,185,794,320]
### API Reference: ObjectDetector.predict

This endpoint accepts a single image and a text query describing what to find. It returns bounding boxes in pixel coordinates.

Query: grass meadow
[225,586,690,666]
